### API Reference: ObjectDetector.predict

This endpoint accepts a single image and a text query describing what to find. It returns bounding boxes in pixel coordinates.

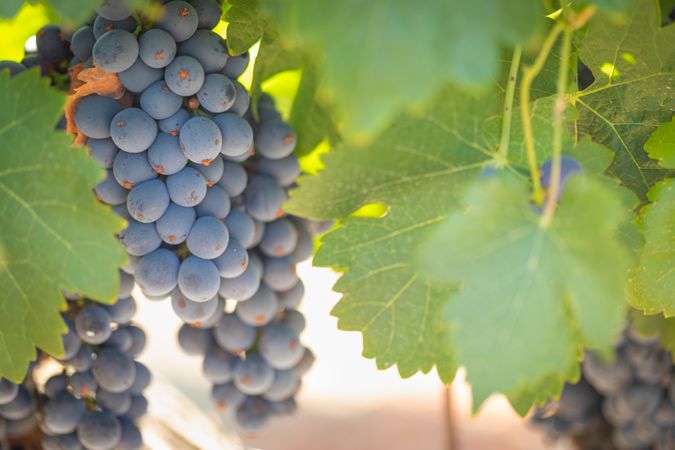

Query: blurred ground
[136,262,572,450]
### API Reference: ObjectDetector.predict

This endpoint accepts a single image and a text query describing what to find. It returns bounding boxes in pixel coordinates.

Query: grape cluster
[531,328,675,449]
[70,0,325,431]
[0,294,149,450]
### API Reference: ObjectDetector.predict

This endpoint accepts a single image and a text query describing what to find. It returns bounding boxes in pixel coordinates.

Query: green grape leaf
[260,0,545,133]
[418,169,631,410]
[574,0,675,202]
[225,0,339,156]
[644,116,675,168]
[0,71,127,381]
[0,0,24,18]
[629,179,675,313]
[630,310,675,357]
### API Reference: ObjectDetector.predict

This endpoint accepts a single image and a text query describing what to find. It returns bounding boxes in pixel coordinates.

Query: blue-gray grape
[224,209,256,248]
[212,112,253,157]
[126,179,170,223]
[88,138,118,169]
[188,0,222,29]
[166,166,207,207]
[119,220,161,256]
[234,354,274,396]
[179,30,227,72]
[179,116,222,164]
[71,26,96,61]
[257,154,301,187]
[91,347,136,393]
[211,382,245,411]
[178,323,212,355]
[157,1,199,42]
[262,256,299,291]
[177,256,220,301]
[254,119,296,160]
[36,25,70,63]
[158,108,189,136]
[43,391,85,434]
[140,80,183,120]
[112,150,157,189]
[155,202,195,244]
[213,238,248,278]
[118,57,163,93]
[75,305,113,345]
[218,161,248,197]
[243,174,287,222]
[171,290,219,324]
[97,0,131,21]
[260,218,298,257]
[93,29,138,73]
[203,348,238,383]
[110,107,158,153]
[218,263,261,301]
[135,248,180,296]
[93,15,138,40]
[147,132,187,175]
[235,284,279,327]
[139,28,176,68]
[191,155,224,186]
[164,55,204,96]
[75,95,122,139]
[214,314,256,354]
[259,324,303,369]
[77,410,121,450]
[197,73,236,113]
[222,52,249,80]
[96,169,128,205]
[194,185,230,219]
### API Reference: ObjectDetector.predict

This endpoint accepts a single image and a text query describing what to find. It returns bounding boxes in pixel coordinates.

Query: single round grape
[69,371,97,398]
[158,108,189,136]
[130,362,152,395]
[188,0,222,29]
[212,112,253,157]
[214,313,256,353]
[119,220,161,256]
[190,155,224,187]
[278,280,305,310]
[229,80,250,116]
[71,25,96,60]
[135,248,180,296]
[290,221,314,263]
[93,15,138,40]
[195,186,230,219]
[235,396,270,430]
[125,325,147,358]
[260,323,304,369]
[92,347,136,393]
[117,416,143,450]
[177,323,212,355]
[260,218,298,257]
[224,208,256,248]
[222,51,249,80]
[177,256,220,301]
[75,95,122,139]
[213,239,248,278]
[43,391,85,434]
[119,270,135,297]
[75,305,113,345]
[166,166,207,207]
[36,24,70,63]
[179,116,222,164]
[0,385,33,420]
[234,354,275,395]
[111,107,158,153]
[97,0,131,20]
[77,410,121,450]
[155,202,195,244]
[196,296,225,329]
[218,263,260,301]
[157,1,199,42]
[60,318,82,361]
[44,374,68,398]
[255,119,297,160]
[88,138,118,169]
[235,284,279,326]
[139,28,176,69]
[171,290,219,325]
[0,379,18,405]
[118,57,163,93]
[126,395,148,420]
[93,29,138,73]
[218,161,248,197]
[113,150,157,189]
[203,348,239,383]
[106,297,136,324]
[109,327,133,353]
[179,30,227,72]
[257,154,301,187]
[263,256,299,291]
[126,178,170,223]
[281,309,306,334]
[294,348,315,375]
[197,73,236,113]
[243,174,287,222]
[139,80,183,120]
[96,170,127,205]
[263,369,300,401]
[165,55,204,96]
[97,389,132,415]
[147,132,187,175]
[186,216,229,260]
[211,382,245,411]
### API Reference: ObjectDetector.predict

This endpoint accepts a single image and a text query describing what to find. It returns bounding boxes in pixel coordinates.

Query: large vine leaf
[418,166,631,411]
[629,118,675,314]
[225,0,339,157]
[260,0,545,133]
[631,310,675,357]
[0,70,126,381]
[574,0,675,202]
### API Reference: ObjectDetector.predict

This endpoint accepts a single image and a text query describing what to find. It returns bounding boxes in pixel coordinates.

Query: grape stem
[540,25,572,228]
[496,46,523,163]
[519,22,564,206]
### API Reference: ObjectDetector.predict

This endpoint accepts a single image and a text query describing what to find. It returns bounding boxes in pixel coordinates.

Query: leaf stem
[540,25,572,228]
[496,46,523,163]
[519,23,564,205]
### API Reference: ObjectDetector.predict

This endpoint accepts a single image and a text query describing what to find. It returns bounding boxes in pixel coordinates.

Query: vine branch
[519,23,564,205]
[496,46,523,163]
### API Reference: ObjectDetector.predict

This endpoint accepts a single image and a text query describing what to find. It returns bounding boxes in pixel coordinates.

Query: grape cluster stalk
[531,328,675,450]
[64,0,327,433]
